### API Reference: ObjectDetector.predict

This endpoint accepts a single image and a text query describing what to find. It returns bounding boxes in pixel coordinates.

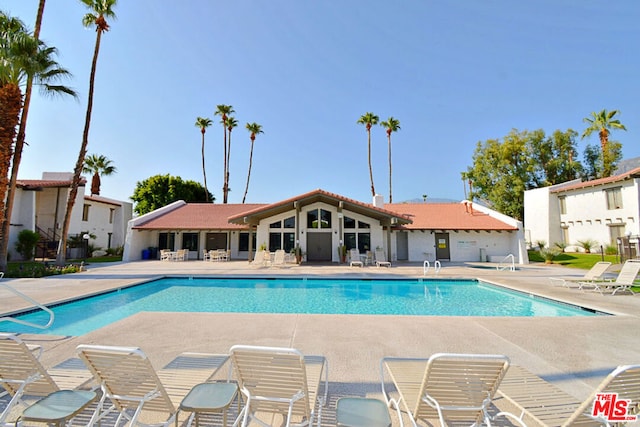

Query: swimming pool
[0,277,600,336]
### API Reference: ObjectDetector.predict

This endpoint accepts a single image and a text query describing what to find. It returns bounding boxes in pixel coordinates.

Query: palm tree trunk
[91,172,101,195]
[0,0,46,271]
[388,133,392,203]
[201,130,209,202]
[0,84,22,270]
[225,129,232,203]
[56,27,103,266]
[222,117,228,204]
[242,140,255,203]
[367,127,375,197]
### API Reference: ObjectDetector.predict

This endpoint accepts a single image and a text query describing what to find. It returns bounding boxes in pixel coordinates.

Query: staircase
[35,226,58,260]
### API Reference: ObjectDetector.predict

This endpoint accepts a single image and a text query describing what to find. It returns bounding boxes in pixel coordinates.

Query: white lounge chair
[0,333,94,426]
[229,345,328,427]
[349,249,364,267]
[592,259,640,295]
[380,352,511,427]
[496,364,640,427]
[375,249,391,268]
[271,249,286,267]
[548,261,611,288]
[251,249,268,266]
[76,344,229,427]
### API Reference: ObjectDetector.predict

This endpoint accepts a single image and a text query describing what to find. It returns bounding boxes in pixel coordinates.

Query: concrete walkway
[1,260,639,425]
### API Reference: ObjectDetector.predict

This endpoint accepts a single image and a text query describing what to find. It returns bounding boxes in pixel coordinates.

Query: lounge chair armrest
[548,277,566,286]
[494,410,528,427]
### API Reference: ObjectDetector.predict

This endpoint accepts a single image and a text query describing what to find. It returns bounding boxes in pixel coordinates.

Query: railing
[423,260,442,276]
[497,254,515,272]
[0,272,55,329]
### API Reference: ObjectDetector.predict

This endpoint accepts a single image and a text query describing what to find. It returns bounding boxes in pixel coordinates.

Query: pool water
[0,278,599,336]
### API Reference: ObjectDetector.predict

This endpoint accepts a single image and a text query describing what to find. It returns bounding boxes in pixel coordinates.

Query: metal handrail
[0,273,55,329]
[423,260,442,276]
[496,254,515,272]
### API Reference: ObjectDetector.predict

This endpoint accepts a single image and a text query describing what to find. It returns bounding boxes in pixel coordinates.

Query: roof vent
[373,194,384,208]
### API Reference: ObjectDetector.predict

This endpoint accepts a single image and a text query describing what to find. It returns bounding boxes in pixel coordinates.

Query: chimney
[373,194,384,208]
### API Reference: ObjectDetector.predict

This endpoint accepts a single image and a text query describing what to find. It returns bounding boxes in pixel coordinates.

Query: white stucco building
[10,172,132,260]
[524,167,640,252]
[123,189,528,264]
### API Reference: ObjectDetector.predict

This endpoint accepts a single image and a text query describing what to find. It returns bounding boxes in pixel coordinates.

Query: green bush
[539,248,560,264]
[605,244,618,255]
[554,242,568,253]
[535,240,546,250]
[576,239,598,253]
[15,229,40,261]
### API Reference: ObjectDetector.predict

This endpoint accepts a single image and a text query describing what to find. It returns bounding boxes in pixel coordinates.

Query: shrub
[605,244,618,255]
[535,240,546,250]
[539,248,560,264]
[15,230,40,261]
[576,239,598,253]
[554,242,568,253]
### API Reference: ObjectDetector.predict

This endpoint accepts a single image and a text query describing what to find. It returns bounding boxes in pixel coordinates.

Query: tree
[82,153,116,195]
[194,116,213,202]
[380,117,401,203]
[57,0,117,266]
[214,104,234,203]
[465,129,546,221]
[357,112,379,197]
[225,116,238,203]
[582,141,623,181]
[0,9,76,271]
[131,174,214,215]
[528,129,581,185]
[242,122,263,203]
[582,109,627,177]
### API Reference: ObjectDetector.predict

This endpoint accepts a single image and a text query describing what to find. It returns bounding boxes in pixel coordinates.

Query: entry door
[435,232,450,260]
[306,233,332,261]
[206,233,228,250]
[396,231,408,261]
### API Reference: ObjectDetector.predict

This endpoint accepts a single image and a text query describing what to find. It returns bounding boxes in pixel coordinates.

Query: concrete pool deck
[1,259,639,425]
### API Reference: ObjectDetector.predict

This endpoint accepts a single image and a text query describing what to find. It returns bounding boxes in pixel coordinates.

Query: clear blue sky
[5,1,640,207]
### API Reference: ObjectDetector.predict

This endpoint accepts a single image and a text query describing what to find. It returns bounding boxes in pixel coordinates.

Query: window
[82,204,90,221]
[605,188,623,210]
[268,217,296,252]
[238,232,257,252]
[159,232,175,250]
[561,227,570,246]
[182,232,199,251]
[343,217,371,251]
[109,208,115,224]
[558,197,566,215]
[307,209,331,228]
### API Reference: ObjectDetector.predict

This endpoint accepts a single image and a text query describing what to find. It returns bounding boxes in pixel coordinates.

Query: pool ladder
[497,254,516,272]
[0,272,54,329]
[423,260,441,276]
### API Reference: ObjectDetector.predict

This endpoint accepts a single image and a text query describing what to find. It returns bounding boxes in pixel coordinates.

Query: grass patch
[528,250,618,269]
[4,255,122,278]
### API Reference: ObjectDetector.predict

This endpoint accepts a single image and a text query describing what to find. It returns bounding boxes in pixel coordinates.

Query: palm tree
[582,109,627,178]
[357,112,379,197]
[214,104,234,203]
[380,117,401,203]
[581,109,627,152]
[242,122,263,203]
[82,154,116,196]
[57,0,117,266]
[224,116,238,203]
[0,10,76,271]
[195,117,213,202]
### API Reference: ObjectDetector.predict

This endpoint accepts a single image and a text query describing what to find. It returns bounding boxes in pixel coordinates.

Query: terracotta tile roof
[84,195,123,206]
[385,202,518,231]
[133,203,266,230]
[552,166,640,193]
[16,178,86,189]
[228,188,411,224]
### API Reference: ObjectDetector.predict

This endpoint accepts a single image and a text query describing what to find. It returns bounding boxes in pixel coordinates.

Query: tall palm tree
[195,116,213,202]
[214,104,234,203]
[224,116,238,203]
[0,10,76,271]
[57,0,117,266]
[582,109,627,152]
[242,122,263,203]
[380,117,401,203]
[82,154,116,196]
[357,112,379,197]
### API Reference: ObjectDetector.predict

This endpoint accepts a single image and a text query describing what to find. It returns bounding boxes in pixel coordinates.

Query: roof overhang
[228,189,412,226]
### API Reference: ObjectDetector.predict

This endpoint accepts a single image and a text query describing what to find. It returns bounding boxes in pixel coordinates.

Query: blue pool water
[0,278,599,336]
